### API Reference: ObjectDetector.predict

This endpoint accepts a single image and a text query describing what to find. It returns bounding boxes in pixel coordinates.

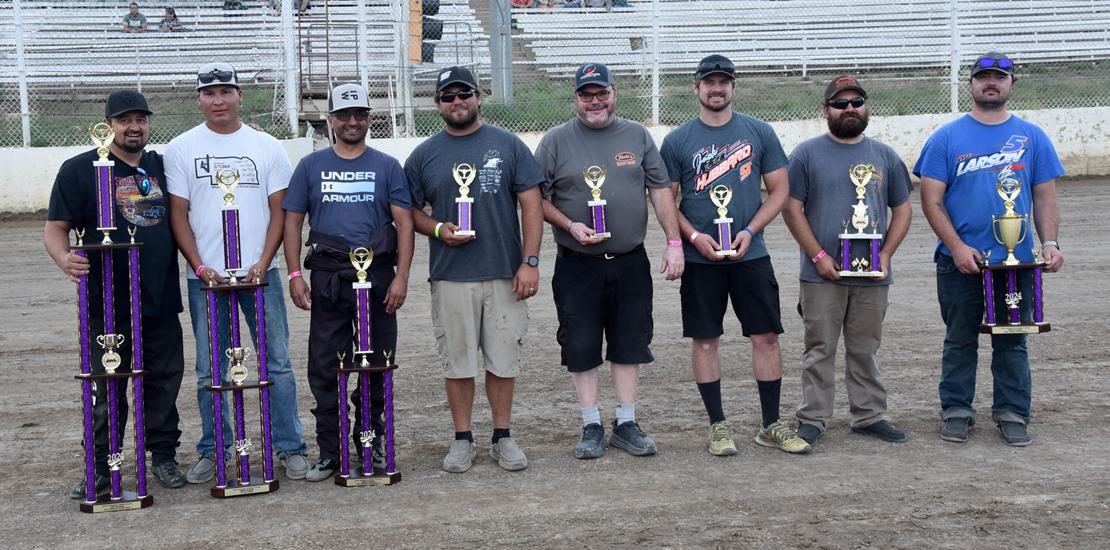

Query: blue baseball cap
[575,63,612,91]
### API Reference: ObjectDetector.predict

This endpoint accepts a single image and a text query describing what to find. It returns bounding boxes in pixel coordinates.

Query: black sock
[757,378,782,428]
[455,431,473,443]
[491,428,511,444]
[697,380,726,424]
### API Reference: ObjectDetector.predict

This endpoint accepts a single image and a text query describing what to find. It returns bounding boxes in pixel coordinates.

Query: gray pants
[794,282,890,430]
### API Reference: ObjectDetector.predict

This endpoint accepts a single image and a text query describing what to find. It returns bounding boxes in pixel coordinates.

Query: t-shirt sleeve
[47,159,81,225]
[786,145,809,202]
[511,137,544,193]
[163,141,189,200]
[886,147,912,207]
[913,129,949,182]
[282,157,310,213]
[535,132,556,199]
[385,157,412,208]
[403,149,426,209]
[267,138,293,195]
[659,135,682,184]
[641,129,670,188]
[1031,127,1066,185]
[760,122,789,174]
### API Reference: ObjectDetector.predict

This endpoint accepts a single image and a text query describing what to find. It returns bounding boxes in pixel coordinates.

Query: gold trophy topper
[849,163,875,199]
[452,163,476,198]
[710,185,733,218]
[215,168,240,206]
[225,347,252,385]
[89,122,114,162]
[583,165,606,201]
[996,165,1022,215]
[349,247,373,284]
[97,333,125,373]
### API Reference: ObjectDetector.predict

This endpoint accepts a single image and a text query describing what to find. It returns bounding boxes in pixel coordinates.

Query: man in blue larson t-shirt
[915,51,1065,447]
[282,83,414,480]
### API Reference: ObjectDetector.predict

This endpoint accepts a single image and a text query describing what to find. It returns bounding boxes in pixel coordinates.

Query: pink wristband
[688,231,701,244]
[194,264,207,278]
[667,239,682,248]
[288,271,302,281]
[811,250,827,264]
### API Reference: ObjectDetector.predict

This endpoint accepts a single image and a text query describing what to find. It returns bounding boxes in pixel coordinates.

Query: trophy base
[335,469,402,487]
[980,323,1051,335]
[79,492,153,514]
[455,230,476,237]
[594,232,611,239]
[837,270,884,278]
[211,478,279,498]
[715,250,734,257]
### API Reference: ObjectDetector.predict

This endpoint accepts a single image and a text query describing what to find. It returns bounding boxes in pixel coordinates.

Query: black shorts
[680,256,784,339]
[551,245,654,373]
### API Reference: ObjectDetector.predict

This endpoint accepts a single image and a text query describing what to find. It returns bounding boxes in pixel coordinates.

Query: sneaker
[941,417,973,443]
[755,420,812,454]
[997,420,1032,447]
[280,452,310,480]
[442,439,477,473]
[610,420,657,456]
[851,420,908,443]
[185,455,217,484]
[68,474,110,499]
[305,457,338,482]
[796,423,823,446]
[708,420,738,456]
[356,440,387,471]
[489,437,528,471]
[152,460,187,488]
[574,423,607,459]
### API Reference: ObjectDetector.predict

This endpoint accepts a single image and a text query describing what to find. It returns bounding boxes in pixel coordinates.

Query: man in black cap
[45,90,187,497]
[660,54,811,456]
[405,66,544,473]
[535,62,683,459]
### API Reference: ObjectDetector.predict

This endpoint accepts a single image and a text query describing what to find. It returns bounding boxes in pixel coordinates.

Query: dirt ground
[1,178,1107,549]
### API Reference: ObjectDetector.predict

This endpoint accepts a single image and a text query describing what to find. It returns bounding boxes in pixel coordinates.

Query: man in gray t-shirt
[405,66,543,474]
[783,76,913,448]
[536,62,683,460]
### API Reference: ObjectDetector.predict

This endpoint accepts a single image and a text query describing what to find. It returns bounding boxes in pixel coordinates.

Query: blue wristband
[742,226,756,238]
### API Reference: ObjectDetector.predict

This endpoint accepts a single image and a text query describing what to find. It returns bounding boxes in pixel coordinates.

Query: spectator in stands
[158,7,185,32]
[122,3,148,33]
[223,0,247,11]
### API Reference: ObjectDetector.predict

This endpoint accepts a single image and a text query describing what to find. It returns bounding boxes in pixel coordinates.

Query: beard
[443,104,479,130]
[828,111,869,139]
[698,93,731,112]
[577,106,614,129]
[972,88,1009,110]
[335,128,367,146]
[114,135,146,154]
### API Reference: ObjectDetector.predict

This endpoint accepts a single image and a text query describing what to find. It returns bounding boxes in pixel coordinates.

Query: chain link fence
[2,0,1110,146]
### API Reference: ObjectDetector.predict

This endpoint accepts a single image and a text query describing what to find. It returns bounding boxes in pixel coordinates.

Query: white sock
[615,403,636,425]
[581,405,601,427]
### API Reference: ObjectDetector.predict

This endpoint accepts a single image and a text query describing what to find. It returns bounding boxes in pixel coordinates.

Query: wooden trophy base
[211,478,279,498]
[335,468,402,487]
[980,322,1051,335]
[79,492,153,513]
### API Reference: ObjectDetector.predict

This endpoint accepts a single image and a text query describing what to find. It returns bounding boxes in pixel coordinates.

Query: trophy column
[838,164,884,277]
[453,163,476,236]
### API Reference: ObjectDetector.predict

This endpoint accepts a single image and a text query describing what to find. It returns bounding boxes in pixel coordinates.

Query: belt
[558,243,643,260]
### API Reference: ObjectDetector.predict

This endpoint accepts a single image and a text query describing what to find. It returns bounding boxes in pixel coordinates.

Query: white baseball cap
[329,83,371,113]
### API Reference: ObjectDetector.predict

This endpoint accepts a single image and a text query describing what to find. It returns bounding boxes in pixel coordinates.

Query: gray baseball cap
[329,83,371,113]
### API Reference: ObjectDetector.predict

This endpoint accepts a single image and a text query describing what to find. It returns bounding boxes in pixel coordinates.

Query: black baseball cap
[436,66,478,92]
[970,51,1015,78]
[824,75,868,101]
[575,63,612,90]
[105,90,153,118]
[695,55,735,80]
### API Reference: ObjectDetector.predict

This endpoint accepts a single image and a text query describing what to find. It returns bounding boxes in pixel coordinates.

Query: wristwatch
[524,255,540,267]
[1042,240,1060,251]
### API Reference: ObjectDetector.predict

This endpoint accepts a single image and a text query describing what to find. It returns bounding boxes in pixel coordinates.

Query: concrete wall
[3,108,1108,212]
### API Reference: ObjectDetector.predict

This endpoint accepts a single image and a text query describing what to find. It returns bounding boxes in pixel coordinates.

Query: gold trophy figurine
[349,247,374,285]
[90,123,114,162]
[226,347,252,386]
[991,165,1029,266]
[215,169,240,207]
[453,163,477,236]
[96,333,126,374]
[848,164,875,233]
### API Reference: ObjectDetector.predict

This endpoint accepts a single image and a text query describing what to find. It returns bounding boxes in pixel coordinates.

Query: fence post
[398,1,415,136]
[14,0,31,147]
[282,0,298,135]
[490,0,513,103]
[650,0,660,127]
[948,0,960,113]
[357,0,369,92]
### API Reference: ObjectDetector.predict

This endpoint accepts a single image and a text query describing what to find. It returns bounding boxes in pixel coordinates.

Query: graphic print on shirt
[691,140,753,192]
[479,150,503,194]
[116,173,167,227]
[955,134,1028,177]
[193,155,260,188]
[319,169,376,203]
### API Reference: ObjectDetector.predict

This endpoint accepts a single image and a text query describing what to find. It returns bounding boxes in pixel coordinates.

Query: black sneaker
[851,420,908,443]
[610,420,657,456]
[941,417,974,443]
[152,460,187,488]
[68,474,110,499]
[797,423,822,446]
[997,420,1032,447]
[574,423,607,459]
[305,457,338,482]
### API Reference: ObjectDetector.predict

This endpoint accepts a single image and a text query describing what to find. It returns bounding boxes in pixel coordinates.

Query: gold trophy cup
[991,166,1029,266]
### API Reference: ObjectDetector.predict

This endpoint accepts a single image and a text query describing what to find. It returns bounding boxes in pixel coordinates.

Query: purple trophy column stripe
[223,210,242,272]
[255,287,274,482]
[227,291,246,484]
[983,270,996,326]
[338,369,350,477]
[1033,267,1044,324]
[208,291,227,487]
[357,290,370,353]
[842,239,851,272]
[76,254,97,503]
[129,247,148,497]
[593,205,605,235]
[97,165,114,229]
[102,249,122,500]
[718,222,730,252]
[234,389,250,484]
[871,239,880,272]
[229,292,241,348]
[360,371,372,475]
[1007,269,1020,325]
[385,370,395,474]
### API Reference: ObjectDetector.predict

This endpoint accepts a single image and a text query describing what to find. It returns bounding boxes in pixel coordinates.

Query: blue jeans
[187,268,306,457]
[935,254,1033,422]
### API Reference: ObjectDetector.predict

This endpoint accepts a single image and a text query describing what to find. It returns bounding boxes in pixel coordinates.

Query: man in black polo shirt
[45,90,186,498]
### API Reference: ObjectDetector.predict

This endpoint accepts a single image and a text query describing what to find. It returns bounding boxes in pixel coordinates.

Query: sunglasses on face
[827,97,866,110]
[438,90,476,103]
[198,69,235,85]
[135,166,152,196]
[976,57,1014,71]
[576,89,611,102]
[332,111,370,122]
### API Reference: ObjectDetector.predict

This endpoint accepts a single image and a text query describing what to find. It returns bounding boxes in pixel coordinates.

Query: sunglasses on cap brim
[198,70,236,85]
[975,57,1014,71]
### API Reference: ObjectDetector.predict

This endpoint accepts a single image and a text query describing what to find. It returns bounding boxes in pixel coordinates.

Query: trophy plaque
[583,166,611,238]
[70,125,152,512]
[837,164,884,277]
[979,166,1050,335]
[709,185,734,256]
[453,163,476,237]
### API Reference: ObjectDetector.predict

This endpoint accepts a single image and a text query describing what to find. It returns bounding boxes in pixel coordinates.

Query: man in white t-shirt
[165,62,308,483]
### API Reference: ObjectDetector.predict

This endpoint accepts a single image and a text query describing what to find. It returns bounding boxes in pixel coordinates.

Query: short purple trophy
[72,123,152,513]
[583,166,611,239]
[204,169,279,497]
[837,164,884,277]
[979,166,1050,335]
[453,163,476,236]
[333,247,401,487]
[709,184,734,256]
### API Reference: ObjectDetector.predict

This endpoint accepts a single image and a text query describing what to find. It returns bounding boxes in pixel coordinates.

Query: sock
[697,380,726,424]
[757,378,782,428]
[454,431,473,443]
[491,428,511,444]
[581,405,601,427]
[615,403,636,425]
